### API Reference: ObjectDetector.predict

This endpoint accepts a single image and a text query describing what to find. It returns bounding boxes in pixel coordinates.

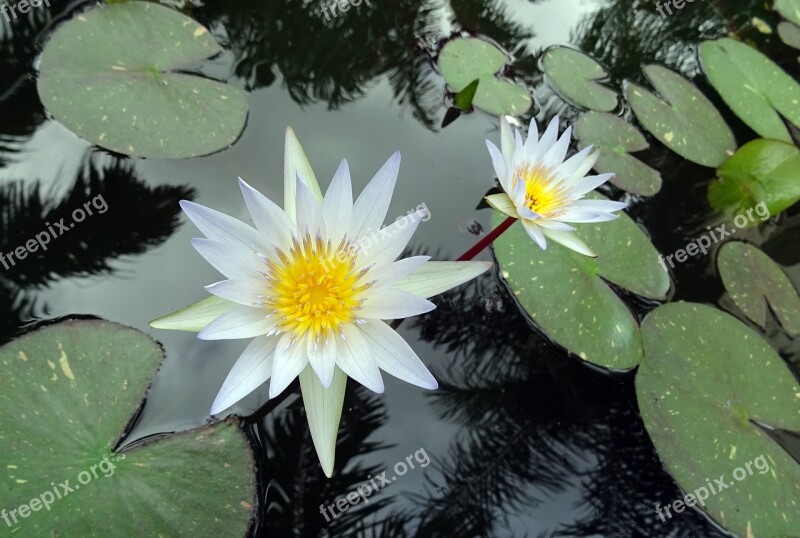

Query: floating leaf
[637,302,800,537]
[0,319,255,536]
[778,21,800,55]
[37,1,249,159]
[493,193,670,370]
[624,65,736,167]
[699,38,800,143]
[453,79,479,110]
[574,111,662,196]
[541,47,618,112]
[718,242,800,336]
[438,37,531,116]
[776,0,800,25]
[708,138,800,220]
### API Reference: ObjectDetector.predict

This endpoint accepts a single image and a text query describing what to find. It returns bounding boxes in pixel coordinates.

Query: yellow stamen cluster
[514,162,565,216]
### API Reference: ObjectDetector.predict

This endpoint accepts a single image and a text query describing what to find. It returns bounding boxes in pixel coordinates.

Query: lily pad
[0,319,255,536]
[624,65,736,167]
[574,111,662,196]
[637,302,800,537]
[37,1,249,159]
[718,242,800,336]
[438,37,531,116]
[493,193,670,370]
[778,21,800,57]
[699,38,800,143]
[541,47,618,112]
[708,138,800,220]
[776,0,800,25]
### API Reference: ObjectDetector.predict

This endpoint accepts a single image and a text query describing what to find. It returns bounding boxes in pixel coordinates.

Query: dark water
[1,0,798,536]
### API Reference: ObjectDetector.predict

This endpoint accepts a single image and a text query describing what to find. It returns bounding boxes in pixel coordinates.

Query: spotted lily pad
[776,0,800,25]
[37,1,249,159]
[438,37,532,116]
[0,319,255,536]
[574,111,662,196]
[624,65,736,167]
[699,38,800,143]
[637,302,800,537]
[718,242,800,336]
[541,47,618,112]
[493,193,670,370]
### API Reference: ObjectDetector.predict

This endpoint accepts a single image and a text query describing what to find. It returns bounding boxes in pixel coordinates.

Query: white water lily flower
[484,115,627,257]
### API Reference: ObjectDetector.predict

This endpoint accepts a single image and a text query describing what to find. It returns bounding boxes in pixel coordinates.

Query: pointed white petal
[541,228,597,257]
[543,126,572,169]
[535,116,560,160]
[299,365,347,477]
[238,178,294,249]
[198,306,274,340]
[555,145,594,179]
[308,335,337,388]
[355,208,424,269]
[284,126,323,223]
[360,320,437,389]
[485,140,511,193]
[522,219,548,250]
[568,199,628,212]
[366,255,430,289]
[322,160,353,245]
[150,295,238,332]
[394,261,493,298]
[556,211,620,223]
[536,219,575,231]
[500,115,515,161]
[337,325,384,393]
[210,335,279,415]
[295,175,323,234]
[180,200,267,254]
[205,279,268,306]
[191,238,264,280]
[523,116,540,155]
[350,152,401,239]
[269,332,309,398]
[569,173,615,196]
[485,193,519,218]
[359,288,436,320]
[567,149,600,183]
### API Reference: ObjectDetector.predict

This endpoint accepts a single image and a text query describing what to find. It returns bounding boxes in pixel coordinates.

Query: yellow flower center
[514,162,564,216]
[265,234,368,340]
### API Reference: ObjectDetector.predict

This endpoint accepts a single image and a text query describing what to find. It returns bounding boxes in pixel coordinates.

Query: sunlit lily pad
[541,47,618,112]
[707,138,800,220]
[699,38,800,143]
[439,37,532,116]
[574,111,662,196]
[37,1,249,159]
[493,193,670,370]
[0,319,255,536]
[718,242,800,336]
[637,302,800,537]
[778,21,800,58]
[624,65,736,167]
[776,0,800,25]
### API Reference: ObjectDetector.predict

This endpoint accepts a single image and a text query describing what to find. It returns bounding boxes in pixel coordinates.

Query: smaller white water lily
[484,115,627,257]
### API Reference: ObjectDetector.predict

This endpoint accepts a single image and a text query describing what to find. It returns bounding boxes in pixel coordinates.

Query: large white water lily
[151,127,491,476]
[485,115,627,257]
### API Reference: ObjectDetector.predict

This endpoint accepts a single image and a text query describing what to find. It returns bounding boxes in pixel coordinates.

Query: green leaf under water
[778,21,800,58]
[541,47,618,112]
[637,302,800,537]
[37,1,249,159]
[707,138,800,220]
[718,241,800,336]
[0,319,255,536]
[493,193,670,370]
[776,0,800,26]
[438,37,531,116]
[574,111,662,196]
[624,65,736,167]
[699,38,800,143]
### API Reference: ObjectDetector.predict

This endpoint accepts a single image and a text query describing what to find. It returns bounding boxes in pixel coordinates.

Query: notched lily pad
[0,319,256,536]
[718,241,800,336]
[541,47,618,112]
[638,302,800,537]
[37,1,249,159]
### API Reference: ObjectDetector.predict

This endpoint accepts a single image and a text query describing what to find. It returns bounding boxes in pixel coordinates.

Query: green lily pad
[574,111,662,196]
[708,138,800,220]
[0,319,255,536]
[776,0,800,25]
[541,47,618,112]
[493,193,670,370]
[637,302,800,537]
[438,37,531,116]
[718,242,800,336]
[624,65,736,167]
[778,21,800,57]
[699,38,800,143]
[37,1,249,159]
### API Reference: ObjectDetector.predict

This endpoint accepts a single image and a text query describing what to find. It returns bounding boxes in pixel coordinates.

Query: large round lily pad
[574,111,662,196]
[438,37,531,116]
[718,242,800,336]
[699,38,800,143]
[37,1,249,159]
[493,193,670,370]
[541,47,618,112]
[707,138,800,221]
[0,319,255,536]
[637,302,800,537]
[624,65,736,167]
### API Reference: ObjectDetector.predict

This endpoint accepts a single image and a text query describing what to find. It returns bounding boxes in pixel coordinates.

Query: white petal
[485,193,519,218]
[191,238,264,280]
[308,335,337,388]
[350,152,401,239]
[522,219,547,250]
[569,173,615,196]
[198,306,274,340]
[541,228,597,257]
[536,219,575,231]
[556,211,619,223]
[359,288,436,320]
[205,279,268,306]
[336,325,384,393]
[511,178,527,206]
[238,178,294,249]
[365,255,430,289]
[269,332,310,398]
[180,200,268,254]
[284,126,323,222]
[543,126,572,169]
[299,365,347,477]
[554,145,594,179]
[568,199,627,212]
[567,149,600,183]
[533,116,560,162]
[355,209,424,269]
[485,140,511,193]
[500,115,515,161]
[150,295,237,332]
[322,160,353,245]
[523,116,540,155]
[295,175,323,234]
[360,320,437,389]
[394,261,493,298]
[210,335,278,415]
